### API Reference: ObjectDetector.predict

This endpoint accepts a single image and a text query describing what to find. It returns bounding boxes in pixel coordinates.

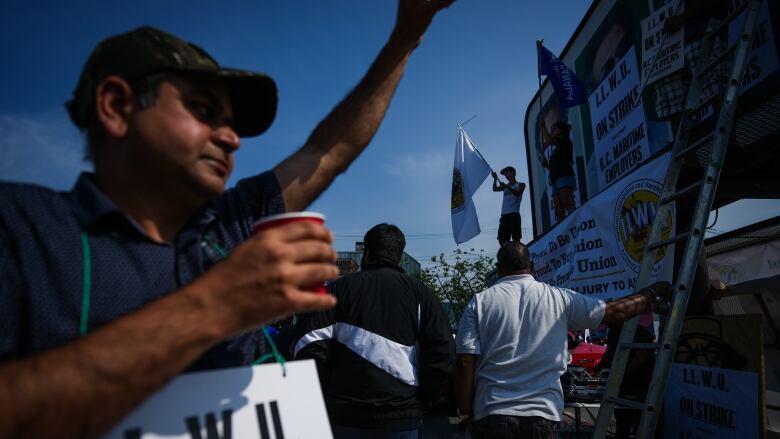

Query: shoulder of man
[542,281,576,296]
[517,277,574,299]
[0,181,69,219]
[327,268,386,294]
[474,277,520,298]
[1,180,61,200]
[548,283,605,310]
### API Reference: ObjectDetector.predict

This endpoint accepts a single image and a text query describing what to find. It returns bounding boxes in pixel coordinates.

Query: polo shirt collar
[67,172,219,235]
[68,173,123,227]
[361,261,406,273]
[498,274,534,283]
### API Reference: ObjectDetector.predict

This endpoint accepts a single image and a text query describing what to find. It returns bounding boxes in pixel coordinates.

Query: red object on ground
[568,342,606,374]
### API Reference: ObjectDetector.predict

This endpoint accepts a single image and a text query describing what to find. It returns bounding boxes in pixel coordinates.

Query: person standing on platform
[492,166,525,245]
[540,119,576,222]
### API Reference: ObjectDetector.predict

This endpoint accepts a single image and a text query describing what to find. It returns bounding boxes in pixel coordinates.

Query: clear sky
[2,0,778,264]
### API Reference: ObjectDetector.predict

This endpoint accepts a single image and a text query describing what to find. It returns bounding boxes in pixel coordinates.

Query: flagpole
[536,39,546,164]
[460,114,478,127]
[457,124,493,171]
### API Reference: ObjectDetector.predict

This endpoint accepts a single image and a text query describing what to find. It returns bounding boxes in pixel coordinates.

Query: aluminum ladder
[592,1,763,437]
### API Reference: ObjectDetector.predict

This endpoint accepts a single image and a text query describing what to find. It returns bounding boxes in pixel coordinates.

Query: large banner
[528,153,675,301]
[708,239,780,285]
[525,0,780,236]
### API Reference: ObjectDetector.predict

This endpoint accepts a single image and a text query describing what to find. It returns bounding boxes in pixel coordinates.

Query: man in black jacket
[294,223,454,439]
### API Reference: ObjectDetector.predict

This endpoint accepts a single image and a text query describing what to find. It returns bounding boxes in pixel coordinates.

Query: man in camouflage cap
[0,1,454,437]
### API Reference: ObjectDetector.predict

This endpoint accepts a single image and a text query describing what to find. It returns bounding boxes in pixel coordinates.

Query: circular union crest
[713,265,743,285]
[614,179,673,273]
[451,169,465,213]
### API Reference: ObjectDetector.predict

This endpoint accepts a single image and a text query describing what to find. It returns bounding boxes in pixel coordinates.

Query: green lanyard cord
[204,234,286,374]
[80,232,92,337]
[253,327,288,377]
[79,231,287,375]
[201,234,227,258]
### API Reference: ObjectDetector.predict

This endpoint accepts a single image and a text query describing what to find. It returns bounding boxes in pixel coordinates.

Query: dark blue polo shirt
[0,171,285,369]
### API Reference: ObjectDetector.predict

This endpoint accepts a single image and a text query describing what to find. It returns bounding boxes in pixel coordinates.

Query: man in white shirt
[453,242,670,438]
[492,166,526,245]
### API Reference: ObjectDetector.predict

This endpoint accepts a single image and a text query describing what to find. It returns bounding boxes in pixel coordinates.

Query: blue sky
[2,0,778,264]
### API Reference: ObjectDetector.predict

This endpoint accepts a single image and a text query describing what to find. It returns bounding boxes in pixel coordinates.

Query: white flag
[451,127,491,244]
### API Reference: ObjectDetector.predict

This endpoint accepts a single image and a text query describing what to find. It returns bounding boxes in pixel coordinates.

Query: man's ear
[95,75,135,139]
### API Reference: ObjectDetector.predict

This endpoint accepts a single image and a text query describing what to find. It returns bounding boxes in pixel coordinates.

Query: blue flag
[537,43,585,108]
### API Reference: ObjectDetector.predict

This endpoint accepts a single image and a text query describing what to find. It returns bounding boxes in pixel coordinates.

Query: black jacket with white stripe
[293,263,454,429]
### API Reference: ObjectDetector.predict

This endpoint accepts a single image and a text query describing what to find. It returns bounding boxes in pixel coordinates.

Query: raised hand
[393,0,456,45]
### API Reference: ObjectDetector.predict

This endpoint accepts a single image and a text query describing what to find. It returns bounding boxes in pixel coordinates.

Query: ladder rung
[686,91,721,115]
[648,232,689,252]
[606,396,647,411]
[708,1,750,37]
[675,133,714,158]
[695,43,737,79]
[621,342,659,350]
[660,180,702,205]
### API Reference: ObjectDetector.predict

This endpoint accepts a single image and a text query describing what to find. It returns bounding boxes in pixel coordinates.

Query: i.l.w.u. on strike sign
[104,359,332,439]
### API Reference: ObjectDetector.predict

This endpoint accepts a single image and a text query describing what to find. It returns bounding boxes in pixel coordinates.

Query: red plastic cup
[252,212,329,294]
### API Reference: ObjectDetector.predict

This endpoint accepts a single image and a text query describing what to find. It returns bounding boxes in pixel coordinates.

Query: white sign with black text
[104,359,332,439]
[589,46,652,191]
[730,0,779,94]
[664,363,759,438]
[641,2,685,84]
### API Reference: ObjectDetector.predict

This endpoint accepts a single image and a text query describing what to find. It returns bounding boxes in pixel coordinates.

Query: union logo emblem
[614,179,674,273]
[451,169,465,213]
[713,265,743,284]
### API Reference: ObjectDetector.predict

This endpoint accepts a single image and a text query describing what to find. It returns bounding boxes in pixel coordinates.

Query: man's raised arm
[274,0,455,211]
[601,281,671,326]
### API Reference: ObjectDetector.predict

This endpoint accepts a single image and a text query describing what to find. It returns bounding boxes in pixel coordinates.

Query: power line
[332,227,534,241]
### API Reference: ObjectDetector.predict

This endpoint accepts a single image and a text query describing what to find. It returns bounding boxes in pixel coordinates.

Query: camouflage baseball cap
[68,26,277,137]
